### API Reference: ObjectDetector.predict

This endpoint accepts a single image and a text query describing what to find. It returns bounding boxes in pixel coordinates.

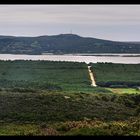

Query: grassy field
[107,88,140,94]
[0,60,88,91]
[0,60,140,136]
[0,60,112,93]
[90,63,140,87]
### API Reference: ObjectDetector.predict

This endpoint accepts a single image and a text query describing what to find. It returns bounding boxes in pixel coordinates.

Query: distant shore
[42,53,140,57]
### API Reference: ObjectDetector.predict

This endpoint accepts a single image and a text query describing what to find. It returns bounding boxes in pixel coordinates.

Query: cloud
[0,5,140,41]
[1,5,140,25]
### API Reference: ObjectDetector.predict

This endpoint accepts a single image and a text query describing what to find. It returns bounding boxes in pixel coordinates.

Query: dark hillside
[0,34,140,54]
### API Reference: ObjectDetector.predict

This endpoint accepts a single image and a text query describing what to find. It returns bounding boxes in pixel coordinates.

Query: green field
[107,88,140,94]
[0,60,90,91]
[90,63,140,87]
[1,60,140,136]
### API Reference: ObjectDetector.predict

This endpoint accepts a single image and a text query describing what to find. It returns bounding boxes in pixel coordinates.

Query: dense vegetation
[0,117,140,135]
[0,60,92,92]
[90,63,140,87]
[0,91,140,135]
[1,91,140,123]
[0,34,140,54]
[1,60,140,136]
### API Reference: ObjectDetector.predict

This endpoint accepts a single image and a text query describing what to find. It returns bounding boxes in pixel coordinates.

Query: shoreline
[0,53,140,57]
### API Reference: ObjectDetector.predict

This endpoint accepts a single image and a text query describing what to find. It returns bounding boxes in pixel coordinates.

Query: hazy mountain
[0,34,140,54]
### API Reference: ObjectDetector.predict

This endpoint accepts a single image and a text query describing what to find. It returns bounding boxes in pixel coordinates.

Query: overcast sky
[0,5,140,41]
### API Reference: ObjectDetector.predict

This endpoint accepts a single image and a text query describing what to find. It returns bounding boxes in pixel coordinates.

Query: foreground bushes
[0,91,140,123]
[55,117,140,136]
[1,117,140,135]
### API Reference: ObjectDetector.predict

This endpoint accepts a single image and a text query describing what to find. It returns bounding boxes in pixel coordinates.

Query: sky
[0,5,140,41]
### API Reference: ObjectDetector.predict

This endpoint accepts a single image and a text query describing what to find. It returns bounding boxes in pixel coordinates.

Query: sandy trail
[88,66,97,87]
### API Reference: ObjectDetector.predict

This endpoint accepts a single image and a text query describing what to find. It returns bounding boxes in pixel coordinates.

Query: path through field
[88,65,97,87]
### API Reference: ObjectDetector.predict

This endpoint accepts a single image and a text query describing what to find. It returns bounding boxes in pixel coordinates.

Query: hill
[0,34,140,54]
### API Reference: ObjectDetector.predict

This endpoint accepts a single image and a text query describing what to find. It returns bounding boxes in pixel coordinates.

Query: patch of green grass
[106,88,140,94]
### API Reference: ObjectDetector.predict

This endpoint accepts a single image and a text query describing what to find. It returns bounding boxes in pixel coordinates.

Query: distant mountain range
[0,34,140,54]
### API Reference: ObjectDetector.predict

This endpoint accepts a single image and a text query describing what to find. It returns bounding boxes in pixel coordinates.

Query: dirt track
[88,66,97,87]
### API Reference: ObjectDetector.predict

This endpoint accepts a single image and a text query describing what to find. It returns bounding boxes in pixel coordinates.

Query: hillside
[0,34,140,54]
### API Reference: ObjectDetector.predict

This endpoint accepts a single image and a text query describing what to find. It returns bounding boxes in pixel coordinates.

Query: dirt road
[88,65,97,87]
